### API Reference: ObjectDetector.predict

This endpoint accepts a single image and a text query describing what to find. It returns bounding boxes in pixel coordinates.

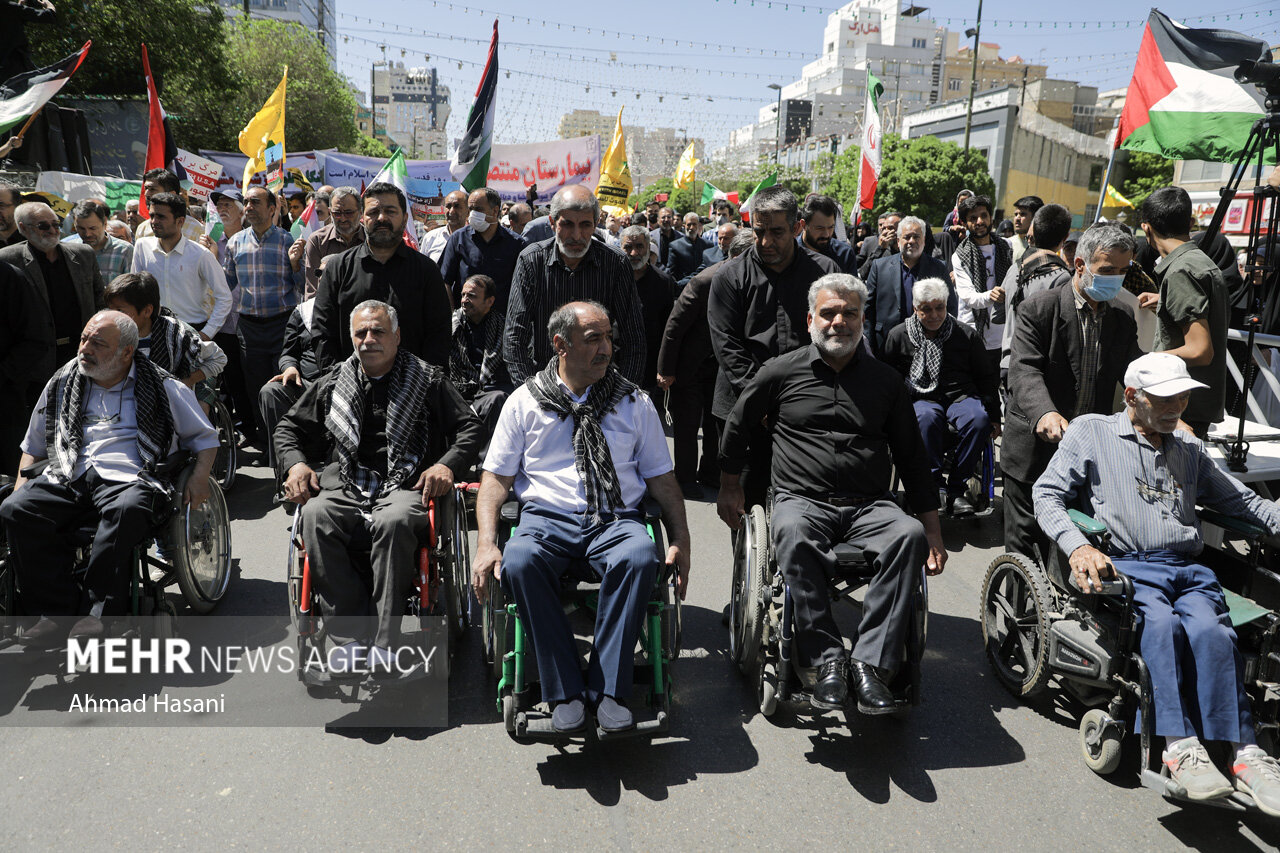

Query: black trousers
[668,364,720,485]
[259,379,305,471]
[237,311,292,443]
[0,469,157,619]
[215,330,256,442]
[1002,473,1046,566]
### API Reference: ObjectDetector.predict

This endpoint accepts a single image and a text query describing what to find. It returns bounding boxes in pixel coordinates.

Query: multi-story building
[218,0,336,66]
[556,109,704,189]
[353,103,397,152]
[934,35,1046,105]
[370,62,451,160]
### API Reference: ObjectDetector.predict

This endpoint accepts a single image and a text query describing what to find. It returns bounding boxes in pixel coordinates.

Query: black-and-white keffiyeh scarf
[905,314,954,396]
[143,310,202,379]
[449,307,505,398]
[526,357,637,523]
[956,236,1012,337]
[43,354,175,484]
[325,349,435,503]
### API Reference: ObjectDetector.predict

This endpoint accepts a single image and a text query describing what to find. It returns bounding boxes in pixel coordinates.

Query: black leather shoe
[68,615,105,640]
[811,659,848,710]
[948,494,976,517]
[851,660,897,715]
[16,617,63,646]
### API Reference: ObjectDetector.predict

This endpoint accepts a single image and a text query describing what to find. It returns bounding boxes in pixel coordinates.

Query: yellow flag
[673,141,699,190]
[238,67,288,192]
[1104,184,1133,209]
[596,108,632,217]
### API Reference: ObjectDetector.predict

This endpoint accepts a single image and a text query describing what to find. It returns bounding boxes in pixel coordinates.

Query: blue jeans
[913,397,989,496]
[1112,550,1253,744]
[500,503,658,704]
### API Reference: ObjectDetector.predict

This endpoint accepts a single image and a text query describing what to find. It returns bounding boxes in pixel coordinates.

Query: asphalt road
[3,449,1279,850]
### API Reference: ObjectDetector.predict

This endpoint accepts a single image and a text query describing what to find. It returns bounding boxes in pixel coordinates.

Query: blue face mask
[1083,271,1126,302]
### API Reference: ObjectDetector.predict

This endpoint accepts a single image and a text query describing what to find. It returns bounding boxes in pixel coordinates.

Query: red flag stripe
[1117,23,1177,147]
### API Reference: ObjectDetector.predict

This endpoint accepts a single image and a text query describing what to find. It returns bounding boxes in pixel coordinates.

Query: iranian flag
[0,41,91,134]
[739,171,777,218]
[700,181,739,207]
[1117,10,1274,163]
[451,20,498,192]
[372,148,419,250]
[858,71,884,212]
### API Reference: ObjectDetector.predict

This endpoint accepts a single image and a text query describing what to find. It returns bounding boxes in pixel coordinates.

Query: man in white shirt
[952,193,1014,376]
[471,301,690,734]
[418,189,467,263]
[130,192,231,338]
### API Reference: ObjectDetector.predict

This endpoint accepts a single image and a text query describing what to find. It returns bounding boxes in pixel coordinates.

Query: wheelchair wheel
[980,553,1055,698]
[285,511,307,634]
[0,484,15,638]
[211,398,237,492]
[448,489,470,636]
[1080,708,1124,775]
[730,504,769,676]
[168,473,232,614]
[483,575,506,679]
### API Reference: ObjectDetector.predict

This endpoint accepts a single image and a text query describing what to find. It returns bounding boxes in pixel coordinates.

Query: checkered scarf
[526,357,636,523]
[143,310,201,379]
[904,314,954,396]
[956,236,1011,337]
[449,307,505,399]
[325,349,435,503]
[43,354,175,484]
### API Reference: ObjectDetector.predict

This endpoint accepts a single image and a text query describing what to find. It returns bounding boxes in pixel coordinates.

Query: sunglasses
[30,221,58,232]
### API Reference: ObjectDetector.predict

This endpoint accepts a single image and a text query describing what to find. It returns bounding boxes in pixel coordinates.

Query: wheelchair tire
[1079,708,1123,775]
[286,512,306,634]
[211,398,237,492]
[168,473,233,615]
[483,576,506,679]
[152,600,178,641]
[730,504,769,676]
[980,553,1055,698]
[0,486,15,637]
[448,489,470,636]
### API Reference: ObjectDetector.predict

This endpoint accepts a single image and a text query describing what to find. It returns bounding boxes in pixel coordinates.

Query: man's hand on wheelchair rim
[1069,544,1114,592]
[415,463,455,503]
[717,475,744,530]
[667,544,690,600]
[284,463,320,505]
[183,473,211,509]
[471,542,502,603]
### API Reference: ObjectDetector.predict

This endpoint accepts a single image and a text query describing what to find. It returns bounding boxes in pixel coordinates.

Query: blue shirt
[223,224,303,318]
[437,224,526,310]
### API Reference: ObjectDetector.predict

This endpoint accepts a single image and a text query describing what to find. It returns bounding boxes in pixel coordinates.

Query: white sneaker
[1163,738,1233,800]
[1233,745,1280,817]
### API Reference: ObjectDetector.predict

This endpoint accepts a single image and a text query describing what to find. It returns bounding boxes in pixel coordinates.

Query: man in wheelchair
[470,301,691,734]
[274,300,483,676]
[880,276,1000,517]
[718,273,946,713]
[1,310,219,642]
[1033,352,1280,813]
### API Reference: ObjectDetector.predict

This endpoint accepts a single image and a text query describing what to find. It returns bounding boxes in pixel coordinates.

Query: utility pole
[768,83,783,166]
[962,0,984,152]
[243,0,250,17]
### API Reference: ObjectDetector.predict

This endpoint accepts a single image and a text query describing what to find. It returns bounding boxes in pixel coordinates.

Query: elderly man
[275,300,484,672]
[65,199,133,280]
[450,274,512,432]
[865,215,953,353]
[667,212,708,285]
[1034,352,1280,813]
[700,221,738,268]
[1004,224,1143,565]
[620,224,676,421]
[439,186,526,311]
[0,184,24,247]
[503,185,647,385]
[800,195,858,276]
[130,192,231,338]
[952,194,1013,374]
[1,310,218,642]
[0,201,105,399]
[313,182,451,372]
[106,220,133,245]
[506,202,533,236]
[124,199,143,235]
[419,189,468,264]
[472,301,691,733]
[653,207,681,271]
[882,278,999,516]
[302,186,363,299]
[718,273,945,712]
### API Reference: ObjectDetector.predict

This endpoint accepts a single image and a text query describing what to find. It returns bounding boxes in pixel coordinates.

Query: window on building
[912,38,926,48]
[1181,160,1232,183]
[828,42,835,53]
[948,78,962,91]
[1088,163,1104,193]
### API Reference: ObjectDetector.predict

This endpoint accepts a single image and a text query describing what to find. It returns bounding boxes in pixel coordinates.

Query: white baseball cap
[1124,352,1208,397]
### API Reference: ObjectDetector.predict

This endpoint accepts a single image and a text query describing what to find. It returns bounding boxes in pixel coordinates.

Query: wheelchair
[0,452,233,650]
[729,487,929,718]
[285,483,471,689]
[980,507,1280,811]
[481,496,681,742]
[209,394,237,492]
[893,429,996,519]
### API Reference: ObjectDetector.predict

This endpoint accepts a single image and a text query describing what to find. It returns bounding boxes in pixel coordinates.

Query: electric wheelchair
[0,451,233,650]
[481,495,682,743]
[286,483,471,690]
[980,506,1280,812]
[729,486,930,719]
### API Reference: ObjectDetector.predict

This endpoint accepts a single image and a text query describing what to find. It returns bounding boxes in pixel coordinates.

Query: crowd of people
[4,167,1280,810]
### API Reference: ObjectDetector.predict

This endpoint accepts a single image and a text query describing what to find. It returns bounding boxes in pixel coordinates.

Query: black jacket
[667,236,706,285]
[658,260,721,382]
[881,319,1001,424]
[863,252,954,353]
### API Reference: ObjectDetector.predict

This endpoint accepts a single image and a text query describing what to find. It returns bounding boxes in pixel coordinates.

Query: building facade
[219,0,336,66]
[370,62,451,160]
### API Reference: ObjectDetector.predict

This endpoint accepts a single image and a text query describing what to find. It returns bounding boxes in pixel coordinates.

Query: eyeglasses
[30,221,58,232]
[1135,475,1182,506]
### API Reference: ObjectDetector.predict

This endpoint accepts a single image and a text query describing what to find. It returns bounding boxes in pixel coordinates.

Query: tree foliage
[629,161,811,214]
[1118,151,1175,209]
[822,134,996,226]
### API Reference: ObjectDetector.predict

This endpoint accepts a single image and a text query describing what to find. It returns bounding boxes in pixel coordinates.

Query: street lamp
[962,0,984,152]
[768,83,783,166]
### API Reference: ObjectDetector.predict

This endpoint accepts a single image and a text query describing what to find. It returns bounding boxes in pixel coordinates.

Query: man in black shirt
[449,274,512,432]
[667,212,708,285]
[654,207,680,271]
[275,300,483,672]
[258,296,320,470]
[312,182,452,371]
[718,273,945,715]
[0,256,46,475]
[620,224,675,424]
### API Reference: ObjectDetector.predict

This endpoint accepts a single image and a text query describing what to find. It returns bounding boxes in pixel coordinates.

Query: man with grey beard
[2,310,218,643]
[620,224,675,423]
[717,273,945,716]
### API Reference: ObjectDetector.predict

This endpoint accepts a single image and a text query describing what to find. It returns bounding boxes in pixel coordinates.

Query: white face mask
[468,210,491,231]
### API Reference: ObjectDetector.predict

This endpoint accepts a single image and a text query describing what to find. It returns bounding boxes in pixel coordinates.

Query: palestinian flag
[0,40,91,134]
[290,197,321,241]
[738,171,777,217]
[372,148,419,250]
[700,181,739,207]
[1117,11,1274,163]
[141,43,187,218]
[451,20,497,192]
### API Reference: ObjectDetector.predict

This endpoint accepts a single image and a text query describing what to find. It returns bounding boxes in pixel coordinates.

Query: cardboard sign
[175,149,224,202]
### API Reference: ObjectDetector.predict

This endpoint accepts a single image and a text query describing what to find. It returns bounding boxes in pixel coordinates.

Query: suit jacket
[658,260,721,382]
[700,246,725,268]
[0,241,105,397]
[666,235,707,285]
[864,253,954,353]
[1004,284,1141,483]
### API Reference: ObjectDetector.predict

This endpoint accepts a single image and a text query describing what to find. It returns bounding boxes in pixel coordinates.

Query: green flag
[700,180,727,206]
[739,171,777,215]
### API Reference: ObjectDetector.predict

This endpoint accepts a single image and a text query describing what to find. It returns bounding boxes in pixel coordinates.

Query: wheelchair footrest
[1139,768,1255,812]
[512,709,669,742]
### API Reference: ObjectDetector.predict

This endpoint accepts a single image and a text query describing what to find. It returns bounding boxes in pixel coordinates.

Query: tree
[30,0,241,150]
[630,177,699,215]
[1118,151,1175,209]
[822,134,996,226]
